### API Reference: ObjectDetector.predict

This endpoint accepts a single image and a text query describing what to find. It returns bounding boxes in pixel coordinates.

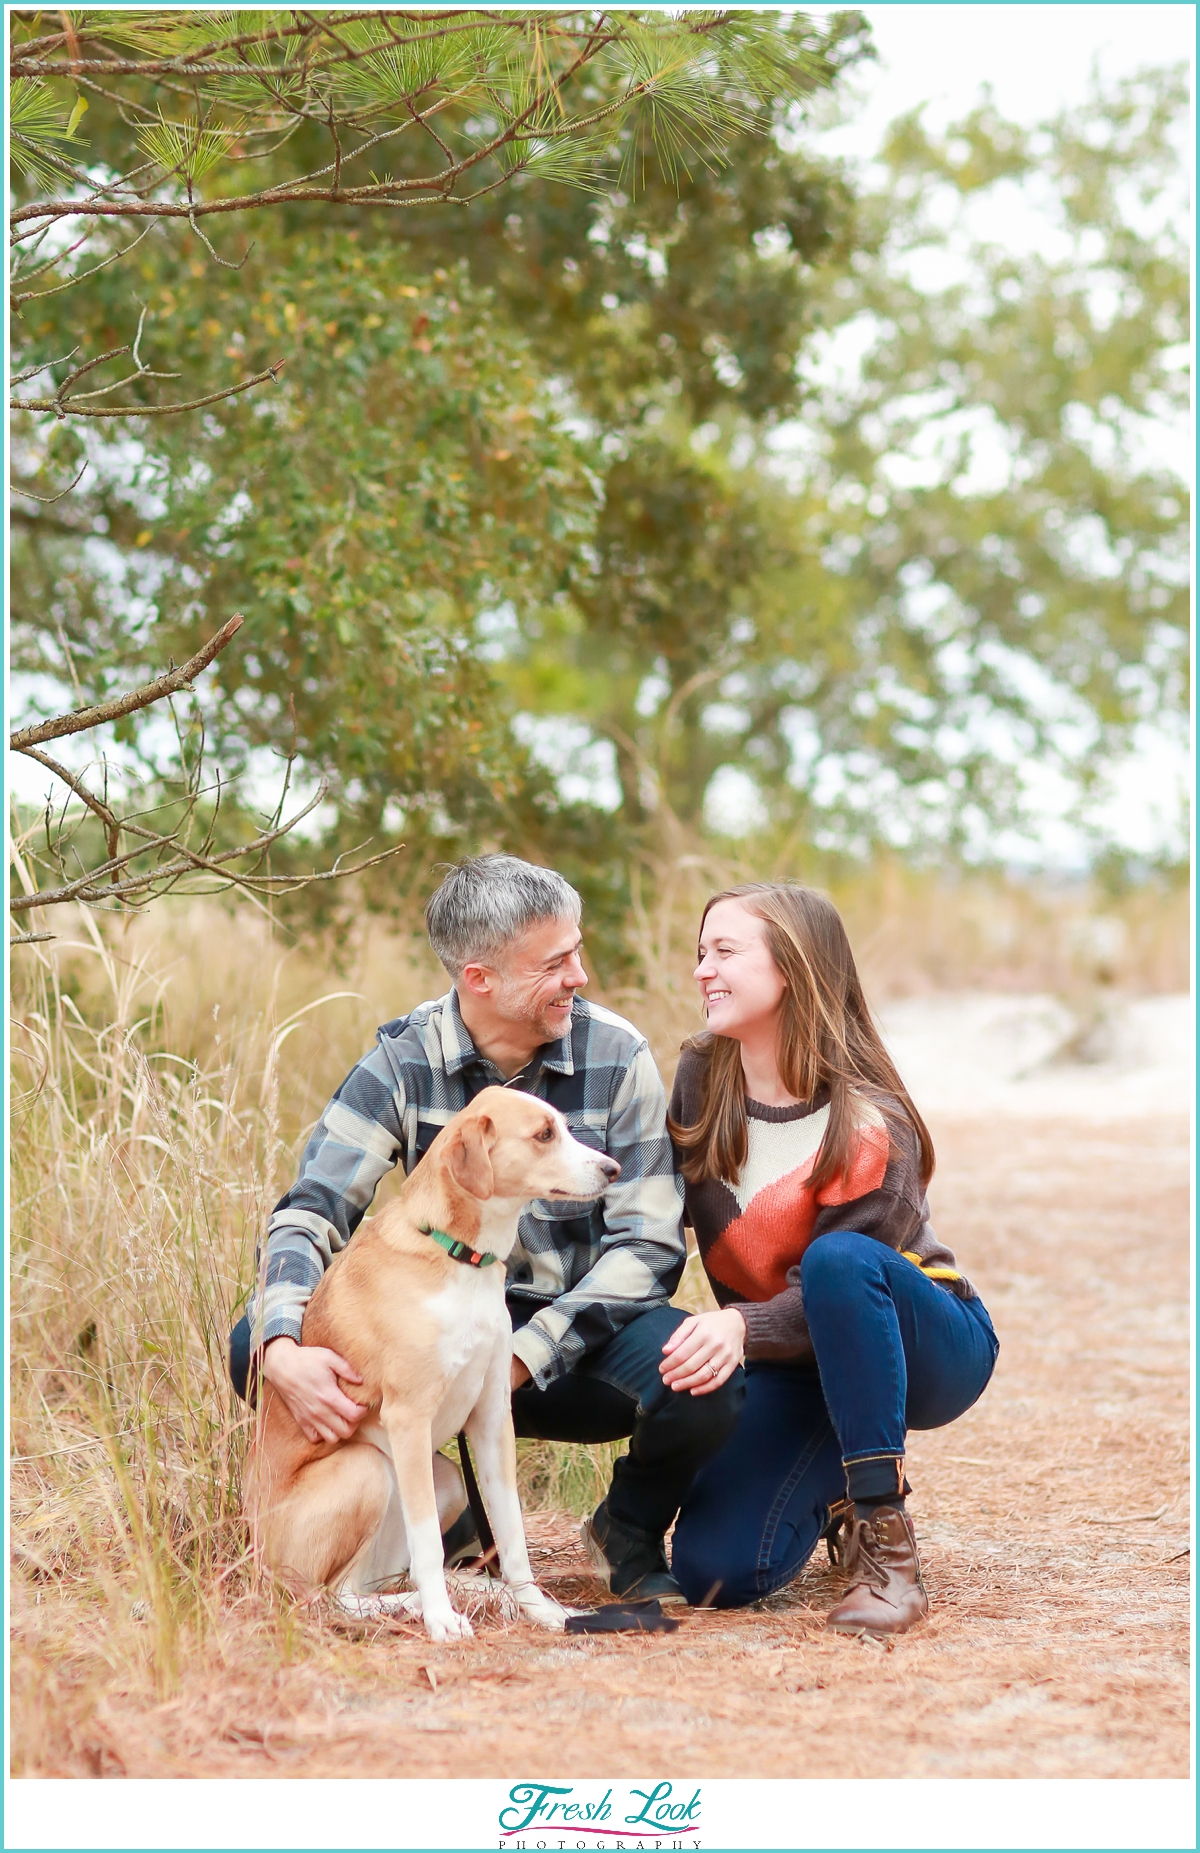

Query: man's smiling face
[492,915,588,1044]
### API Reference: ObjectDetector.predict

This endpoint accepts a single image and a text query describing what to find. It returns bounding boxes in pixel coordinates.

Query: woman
[661,883,998,1631]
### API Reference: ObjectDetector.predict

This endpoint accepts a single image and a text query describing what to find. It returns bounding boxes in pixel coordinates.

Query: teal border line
[3,3,1194,1850]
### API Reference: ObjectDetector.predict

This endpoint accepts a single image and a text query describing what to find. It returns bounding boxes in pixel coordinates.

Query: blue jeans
[671,1231,999,1608]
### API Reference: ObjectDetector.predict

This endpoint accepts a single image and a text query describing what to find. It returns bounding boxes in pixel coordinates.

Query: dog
[245,1085,620,1641]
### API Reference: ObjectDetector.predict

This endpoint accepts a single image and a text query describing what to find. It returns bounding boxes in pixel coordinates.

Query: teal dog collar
[421,1225,498,1269]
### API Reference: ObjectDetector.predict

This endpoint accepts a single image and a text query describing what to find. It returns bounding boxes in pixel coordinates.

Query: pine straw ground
[11,1106,1189,1781]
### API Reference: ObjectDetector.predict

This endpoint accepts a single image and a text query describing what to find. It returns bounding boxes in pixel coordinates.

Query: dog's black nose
[599,1155,621,1182]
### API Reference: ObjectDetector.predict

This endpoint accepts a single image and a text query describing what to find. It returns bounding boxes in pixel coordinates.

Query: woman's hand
[660,1308,746,1395]
[261,1336,368,1444]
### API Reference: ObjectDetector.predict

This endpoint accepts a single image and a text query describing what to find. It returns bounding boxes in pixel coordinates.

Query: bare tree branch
[10,614,246,750]
[13,224,155,306]
[9,819,405,912]
[17,743,122,841]
[12,459,90,504]
[10,782,327,910]
[8,609,407,930]
[12,345,80,387]
[11,358,285,420]
[12,228,92,287]
[52,343,133,401]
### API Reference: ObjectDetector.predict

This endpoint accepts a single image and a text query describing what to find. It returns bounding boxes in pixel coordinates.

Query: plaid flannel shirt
[251,989,686,1388]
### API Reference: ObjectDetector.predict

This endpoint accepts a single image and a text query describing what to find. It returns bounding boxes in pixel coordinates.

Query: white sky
[809,2,1195,155]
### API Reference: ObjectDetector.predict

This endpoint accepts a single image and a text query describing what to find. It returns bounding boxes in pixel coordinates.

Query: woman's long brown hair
[668,883,934,1192]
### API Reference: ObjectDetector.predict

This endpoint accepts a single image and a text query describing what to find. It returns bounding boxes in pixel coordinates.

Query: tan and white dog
[245,1086,619,1641]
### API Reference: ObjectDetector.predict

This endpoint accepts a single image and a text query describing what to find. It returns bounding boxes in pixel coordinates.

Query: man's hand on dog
[511,1357,532,1393]
[262,1337,368,1443]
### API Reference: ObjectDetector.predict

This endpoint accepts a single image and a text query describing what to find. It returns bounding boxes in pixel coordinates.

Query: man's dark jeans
[229,1316,256,1405]
[228,1300,744,1541]
[509,1298,745,1537]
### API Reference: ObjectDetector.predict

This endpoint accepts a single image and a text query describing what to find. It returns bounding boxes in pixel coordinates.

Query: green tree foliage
[400,44,868,828]
[11,7,868,927]
[776,67,1191,854]
[492,66,1189,862]
[15,234,592,829]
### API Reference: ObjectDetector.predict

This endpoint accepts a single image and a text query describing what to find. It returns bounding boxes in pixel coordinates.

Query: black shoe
[580,1499,687,1606]
[442,1507,481,1568]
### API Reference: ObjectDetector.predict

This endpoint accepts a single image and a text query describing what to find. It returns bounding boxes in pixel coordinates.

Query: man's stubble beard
[495,974,575,1043]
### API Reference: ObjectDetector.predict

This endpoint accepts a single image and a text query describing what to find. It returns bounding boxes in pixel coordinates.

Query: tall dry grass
[12,912,288,1699]
[8,861,1187,1760]
[9,900,645,1740]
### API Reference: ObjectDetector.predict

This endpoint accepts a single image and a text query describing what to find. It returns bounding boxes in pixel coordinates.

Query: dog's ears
[448,1114,495,1200]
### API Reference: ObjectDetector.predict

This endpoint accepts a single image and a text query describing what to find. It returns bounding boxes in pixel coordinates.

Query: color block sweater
[669,1042,975,1365]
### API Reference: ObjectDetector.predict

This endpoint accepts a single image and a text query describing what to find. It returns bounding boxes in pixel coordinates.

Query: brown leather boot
[825,1505,929,1636]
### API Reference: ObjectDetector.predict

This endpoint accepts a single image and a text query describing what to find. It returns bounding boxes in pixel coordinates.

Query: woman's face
[694,899,786,1041]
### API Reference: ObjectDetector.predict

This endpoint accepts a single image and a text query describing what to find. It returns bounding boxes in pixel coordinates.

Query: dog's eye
[534,1124,556,1143]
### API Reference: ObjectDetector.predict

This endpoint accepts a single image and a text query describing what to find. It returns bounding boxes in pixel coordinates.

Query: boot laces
[845,1517,891,1593]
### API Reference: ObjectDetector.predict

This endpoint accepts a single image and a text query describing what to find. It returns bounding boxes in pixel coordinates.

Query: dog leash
[456,1429,499,1574]
[453,1434,681,1631]
[447,1049,560,1585]
[452,1438,678,1631]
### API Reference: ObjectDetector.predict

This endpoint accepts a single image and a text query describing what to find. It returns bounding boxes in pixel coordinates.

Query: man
[230,853,744,1602]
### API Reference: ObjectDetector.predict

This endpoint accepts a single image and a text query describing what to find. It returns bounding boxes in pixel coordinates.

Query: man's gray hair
[425,853,581,976]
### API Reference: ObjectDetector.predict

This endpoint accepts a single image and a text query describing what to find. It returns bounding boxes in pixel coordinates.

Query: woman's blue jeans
[671,1230,999,1609]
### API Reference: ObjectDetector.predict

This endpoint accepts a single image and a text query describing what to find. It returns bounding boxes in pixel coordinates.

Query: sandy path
[20,1106,1188,1780]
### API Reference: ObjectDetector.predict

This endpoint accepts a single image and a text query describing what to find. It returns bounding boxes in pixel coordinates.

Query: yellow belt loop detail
[901,1251,961,1282]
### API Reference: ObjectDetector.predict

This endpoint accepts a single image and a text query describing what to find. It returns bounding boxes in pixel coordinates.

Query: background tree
[12,17,1185,967]
[769,66,1190,861]
[10,7,866,948]
[494,64,1189,869]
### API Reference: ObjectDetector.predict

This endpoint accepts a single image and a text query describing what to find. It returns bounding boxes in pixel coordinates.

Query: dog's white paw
[335,1588,422,1622]
[424,1605,475,1643]
[523,1599,568,1633]
[512,1584,569,1631]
